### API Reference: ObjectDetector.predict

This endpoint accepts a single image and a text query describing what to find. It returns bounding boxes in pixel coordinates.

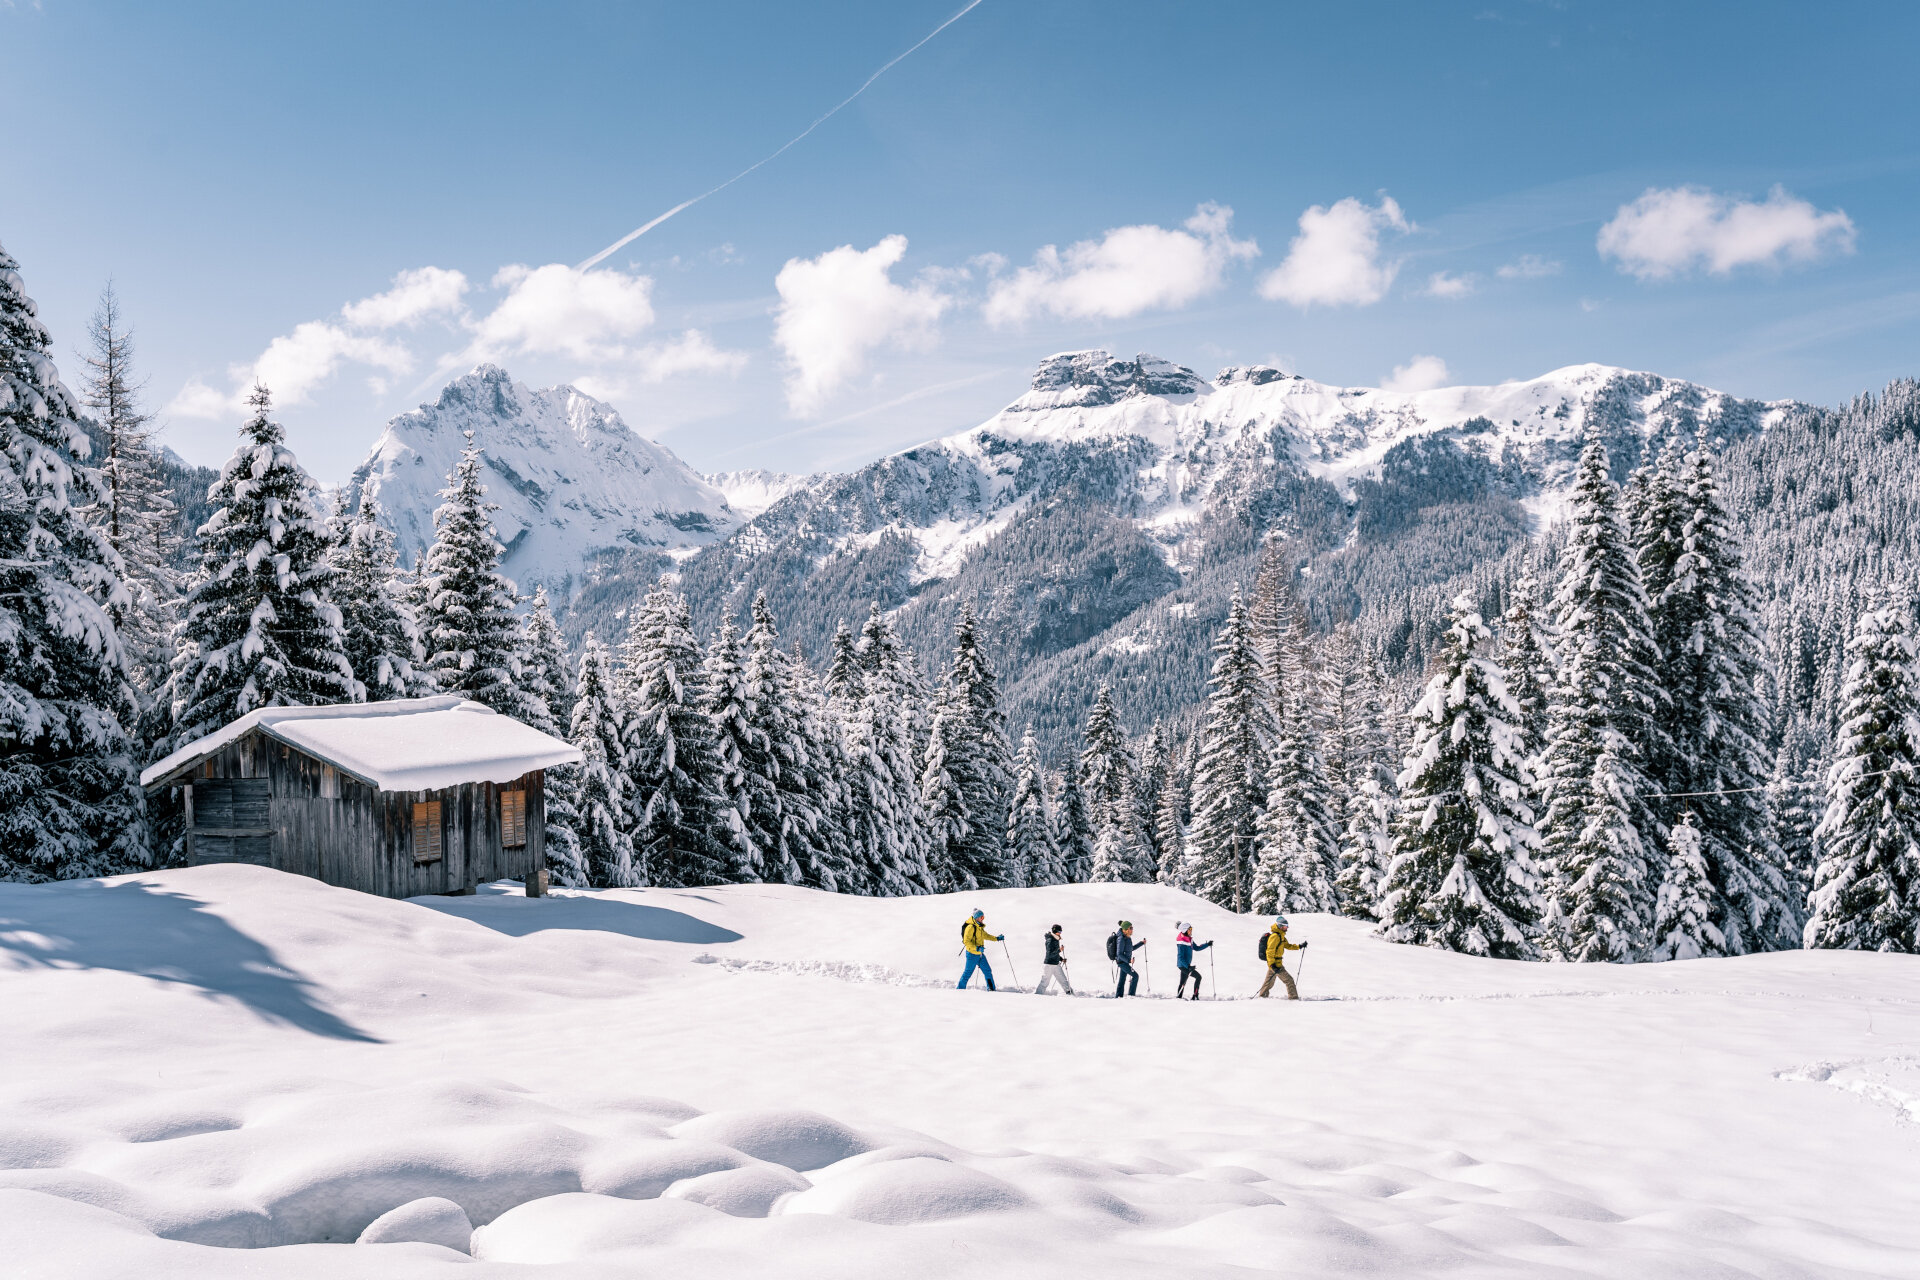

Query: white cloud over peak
[1424,270,1476,299]
[473,263,656,362]
[339,266,470,329]
[774,234,951,417]
[982,203,1257,326]
[1381,354,1450,393]
[1597,185,1856,280]
[169,265,474,419]
[1497,254,1562,280]
[1259,195,1410,308]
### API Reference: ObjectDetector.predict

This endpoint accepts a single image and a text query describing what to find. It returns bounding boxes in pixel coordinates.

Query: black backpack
[1256,932,1273,961]
[1106,931,1119,961]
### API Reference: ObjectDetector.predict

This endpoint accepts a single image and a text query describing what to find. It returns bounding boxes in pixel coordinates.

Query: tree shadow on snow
[418,886,743,944]
[0,878,380,1042]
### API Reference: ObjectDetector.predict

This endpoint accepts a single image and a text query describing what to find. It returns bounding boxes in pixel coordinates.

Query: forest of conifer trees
[4,238,1915,956]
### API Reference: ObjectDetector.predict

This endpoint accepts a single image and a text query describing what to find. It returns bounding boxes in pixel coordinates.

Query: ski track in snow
[3,867,1918,1278]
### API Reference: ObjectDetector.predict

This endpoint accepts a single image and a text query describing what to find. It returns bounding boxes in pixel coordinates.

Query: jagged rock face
[349,365,736,594]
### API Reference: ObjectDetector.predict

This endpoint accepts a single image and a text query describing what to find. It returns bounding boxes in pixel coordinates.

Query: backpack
[1106,931,1119,961]
[1256,932,1273,962]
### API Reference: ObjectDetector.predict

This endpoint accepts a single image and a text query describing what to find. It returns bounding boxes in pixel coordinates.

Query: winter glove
[1301,941,1310,948]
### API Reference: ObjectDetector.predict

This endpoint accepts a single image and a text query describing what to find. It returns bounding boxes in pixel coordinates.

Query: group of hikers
[958,909,1309,1000]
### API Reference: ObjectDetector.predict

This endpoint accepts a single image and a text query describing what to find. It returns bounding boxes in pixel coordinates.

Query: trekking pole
[1296,946,1308,992]
[1000,940,1021,991]
[1143,948,1152,996]
[1209,950,1217,1001]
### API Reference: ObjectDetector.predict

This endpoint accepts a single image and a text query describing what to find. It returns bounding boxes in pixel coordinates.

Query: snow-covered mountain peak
[351,366,736,594]
[1011,350,1210,413]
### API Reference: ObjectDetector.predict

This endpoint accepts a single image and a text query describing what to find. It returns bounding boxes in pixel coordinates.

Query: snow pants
[958,951,996,991]
[1035,963,1074,995]
[1177,964,1203,1000]
[1114,961,1139,998]
[1257,962,1298,1000]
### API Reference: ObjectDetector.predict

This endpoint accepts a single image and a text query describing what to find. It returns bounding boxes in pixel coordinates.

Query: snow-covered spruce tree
[1335,654,1397,919]
[1768,741,1824,898]
[919,604,1014,890]
[1646,447,1800,953]
[0,242,146,880]
[1113,768,1158,882]
[562,633,634,887]
[418,434,546,725]
[1378,594,1542,959]
[1537,437,1665,962]
[1805,597,1920,953]
[1154,762,1189,887]
[1188,591,1276,911]
[1051,754,1097,883]
[620,579,732,887]
[738,593,824,887]
[701,616,760,881]
[1252,683,1343,915]
[1080,684,1133,815]
[520,586,574,738]
[785,640,857,892]
[1648,813,1722,960]
[826,619,860,702]
[331,494,433,703]
[837,602,933,896]
[1497,574,1553,772]
[1087,805,1131,884]
[167,385,357,747]
[1007,726,1058,887]
[77,283,179,715]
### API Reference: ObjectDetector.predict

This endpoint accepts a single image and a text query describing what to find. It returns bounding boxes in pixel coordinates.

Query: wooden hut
[141,696,583,899]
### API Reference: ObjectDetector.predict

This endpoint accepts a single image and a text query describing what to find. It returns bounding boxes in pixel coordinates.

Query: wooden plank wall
[183,730,547,900]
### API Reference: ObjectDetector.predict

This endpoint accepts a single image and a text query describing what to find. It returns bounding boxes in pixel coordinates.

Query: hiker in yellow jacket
[958,909,1003,991]
[1257,915,1307,1000]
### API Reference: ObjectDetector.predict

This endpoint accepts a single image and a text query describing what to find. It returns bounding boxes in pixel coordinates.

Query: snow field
[3,866,1917,1277]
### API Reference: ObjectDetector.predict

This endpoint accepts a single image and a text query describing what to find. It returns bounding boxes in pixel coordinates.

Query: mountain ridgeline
[649,351,1786,747]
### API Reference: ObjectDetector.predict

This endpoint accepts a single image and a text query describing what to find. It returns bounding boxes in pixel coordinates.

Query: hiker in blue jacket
[1111,920,1147,998]
[1174,922,1213,1001]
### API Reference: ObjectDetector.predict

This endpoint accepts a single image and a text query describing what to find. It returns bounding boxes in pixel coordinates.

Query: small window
[501,789,527,849]
[412,801,443,864]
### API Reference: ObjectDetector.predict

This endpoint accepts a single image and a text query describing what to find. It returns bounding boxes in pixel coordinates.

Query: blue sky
[6,0,1917,481]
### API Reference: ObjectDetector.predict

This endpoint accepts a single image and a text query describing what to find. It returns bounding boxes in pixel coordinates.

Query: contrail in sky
[576,0,986,271]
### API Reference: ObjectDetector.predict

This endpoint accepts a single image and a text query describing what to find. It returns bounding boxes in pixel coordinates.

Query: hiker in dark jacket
[1174,922,1212,1001]
[1112,921,1147,998]
[1035,924,1074,995]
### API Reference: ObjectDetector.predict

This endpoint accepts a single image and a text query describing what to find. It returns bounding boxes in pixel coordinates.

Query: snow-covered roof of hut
[141,696,582,792]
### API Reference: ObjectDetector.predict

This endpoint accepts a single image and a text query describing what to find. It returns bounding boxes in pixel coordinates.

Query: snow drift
[2,867,1915,1277]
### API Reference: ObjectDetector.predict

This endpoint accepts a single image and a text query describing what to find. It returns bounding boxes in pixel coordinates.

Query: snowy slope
[4,867,1916,1277]
[704,469,812,520]
[349,365,737,594]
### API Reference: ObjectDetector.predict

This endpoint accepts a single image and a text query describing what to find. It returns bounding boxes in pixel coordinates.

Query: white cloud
[472,263,656,362]
[341,266,470,329]
[773,235,951,416]
[167,266,468,419]
[982,202,1258,326]
[635,330,748,383]
[1381,354,1450,393]
[1259,195,1410,308]
[1597,185,1856,280]
[1424,270,1476,299]
[1497,254,1562,280]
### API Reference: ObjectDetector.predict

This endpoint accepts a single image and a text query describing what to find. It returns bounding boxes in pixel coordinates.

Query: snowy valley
[4,868,1916,1278]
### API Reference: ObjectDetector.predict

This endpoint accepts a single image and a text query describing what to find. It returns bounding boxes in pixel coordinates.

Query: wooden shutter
[412,800,443,864]
[501,788,527,849]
